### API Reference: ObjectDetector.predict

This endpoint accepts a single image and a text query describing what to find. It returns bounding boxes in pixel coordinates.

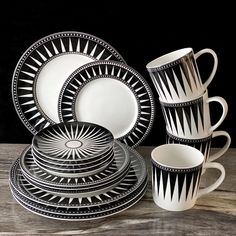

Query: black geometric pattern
[160,98,204,137]
[147,56,202,102]
[166,131,212,162]
[12,32,126,134]
[152,161,202,202]
[58,60,155,147]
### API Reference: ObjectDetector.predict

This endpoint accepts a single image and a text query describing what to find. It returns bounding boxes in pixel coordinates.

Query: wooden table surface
[0,144,235,235]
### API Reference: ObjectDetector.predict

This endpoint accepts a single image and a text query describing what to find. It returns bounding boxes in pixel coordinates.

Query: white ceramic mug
[151,144,225,211]
[146,48,218,103]
[160,90,228,139]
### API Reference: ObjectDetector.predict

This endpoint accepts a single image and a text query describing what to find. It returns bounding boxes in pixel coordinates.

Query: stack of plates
[9,121,148,220]
[10,31,154,220]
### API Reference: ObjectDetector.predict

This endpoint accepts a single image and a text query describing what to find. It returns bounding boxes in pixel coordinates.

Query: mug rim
[151,143,204,170]
[146,47,193,69]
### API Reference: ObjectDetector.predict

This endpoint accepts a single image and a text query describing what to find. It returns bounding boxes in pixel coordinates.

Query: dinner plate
[11,143,147,207]
[58,60,155,147]
[10,180,147,221]
[20,141,131,188]
[12,31,126,134]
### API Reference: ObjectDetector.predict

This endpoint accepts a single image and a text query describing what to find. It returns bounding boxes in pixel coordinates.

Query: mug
[146,47,218,103]
[151,144,225,211]
[166,130,231,163]
[160,90,228,139]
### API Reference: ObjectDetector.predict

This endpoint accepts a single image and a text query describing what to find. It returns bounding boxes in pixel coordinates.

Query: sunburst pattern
[12,31,126,134]
[10,144,147,208]
[20,141,130,188]
[58,60,155,147]
[33,121,114,160]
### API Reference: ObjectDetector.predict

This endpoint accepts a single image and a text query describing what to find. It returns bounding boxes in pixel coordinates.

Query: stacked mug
[146,47,231,168]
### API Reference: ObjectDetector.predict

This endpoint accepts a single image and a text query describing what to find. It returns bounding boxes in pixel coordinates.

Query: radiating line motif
[12,31,126,134]
[20,141,130,188]
[152,162,202,202]
[33,121,114,160]
[58,60,155,147]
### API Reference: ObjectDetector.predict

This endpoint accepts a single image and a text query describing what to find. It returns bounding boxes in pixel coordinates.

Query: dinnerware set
[10,31,153,220]
[146,47,231,210]
[9,121,148,220]
[9,31,230,216]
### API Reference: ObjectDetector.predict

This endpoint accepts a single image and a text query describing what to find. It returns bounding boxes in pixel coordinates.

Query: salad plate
[20,141,130,188]
[32,121,114,161]
[12,31,125,134]
[58,60,155,147]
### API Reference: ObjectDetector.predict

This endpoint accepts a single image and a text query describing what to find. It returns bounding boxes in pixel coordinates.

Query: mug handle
[208,131,231,162]
[195,48,218,89]
[207,96,228,133]
[197,162,225,198]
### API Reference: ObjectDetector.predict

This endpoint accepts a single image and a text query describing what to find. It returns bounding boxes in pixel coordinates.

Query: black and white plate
[58,60,155,147]
[20,141,130,189]
[10,179,147,221]
[12,31,126,134]
[32,121,114,161]
[11,143,147,208]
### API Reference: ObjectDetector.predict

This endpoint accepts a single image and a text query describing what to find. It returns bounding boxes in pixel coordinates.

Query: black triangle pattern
[153,165,202,202]
[150,74,161,97]
[192,169,200,197]
[173,65,187,96]
[198,100,204,130]
[185,172,193,200]
[149,57,202,102]
[160,105,170,128]
[151,71,167,100]
[192,59,201,86]
[169,172,177,200]
[204,139,211,162]
[183,106,192,134]
[188,60,199,89]
[175,107,184,133]
[161,107,176,133]
[158,70,174,99]
[178,172,185,201]
[161,100,205,136]
[165,69,180,98]
[179,63,193,92]
[161,169,169,199]
[153,165,161,195]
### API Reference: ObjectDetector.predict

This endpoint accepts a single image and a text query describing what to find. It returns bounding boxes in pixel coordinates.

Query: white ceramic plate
[58,60,155,147]
[12,31,126,134]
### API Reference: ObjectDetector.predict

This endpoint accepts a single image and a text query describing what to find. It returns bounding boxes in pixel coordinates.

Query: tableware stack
[9,121,148,220]
[146,47,231,167]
